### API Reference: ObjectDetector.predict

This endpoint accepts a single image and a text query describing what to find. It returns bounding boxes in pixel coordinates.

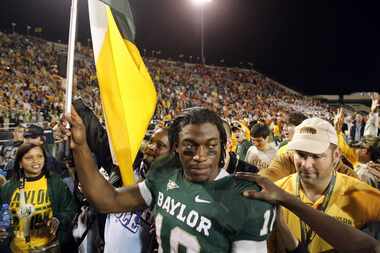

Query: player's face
[143,129,170,163]
[176,123,221,182]
[20,146,45,177]
[293,147,338,185]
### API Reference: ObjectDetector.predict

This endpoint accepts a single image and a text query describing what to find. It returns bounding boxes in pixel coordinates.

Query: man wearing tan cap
[273,117,380,253]
[259,120,357,182]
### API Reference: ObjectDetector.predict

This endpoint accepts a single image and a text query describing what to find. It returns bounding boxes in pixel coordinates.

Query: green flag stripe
[100,0,136,41]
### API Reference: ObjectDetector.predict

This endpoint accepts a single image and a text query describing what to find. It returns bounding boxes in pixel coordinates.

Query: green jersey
[141,162,276,252]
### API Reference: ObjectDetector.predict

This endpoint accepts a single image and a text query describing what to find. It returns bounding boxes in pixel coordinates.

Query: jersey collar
[214,169,229,181]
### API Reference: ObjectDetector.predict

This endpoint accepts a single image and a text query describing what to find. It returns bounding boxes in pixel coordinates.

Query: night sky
[1,0,379,95]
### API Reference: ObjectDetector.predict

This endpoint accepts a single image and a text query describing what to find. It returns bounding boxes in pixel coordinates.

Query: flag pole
[64,0,79,114]
[64,0,79,159]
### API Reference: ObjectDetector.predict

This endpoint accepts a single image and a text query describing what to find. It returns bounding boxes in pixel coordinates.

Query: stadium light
[191,0,212,64]
[192,0,212,6]
[26,25,31,36]
[11,22,16,34]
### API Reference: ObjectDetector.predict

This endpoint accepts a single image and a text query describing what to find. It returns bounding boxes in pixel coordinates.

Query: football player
[66,107,276,252]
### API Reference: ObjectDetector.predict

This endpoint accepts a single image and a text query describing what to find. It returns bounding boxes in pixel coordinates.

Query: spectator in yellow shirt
[236,172,380,253]
[271,117,380,253]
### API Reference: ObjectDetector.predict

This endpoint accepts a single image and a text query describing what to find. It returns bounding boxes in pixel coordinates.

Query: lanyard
[18,175,32,243]
[296,171,336,247]
[18,176,27,214]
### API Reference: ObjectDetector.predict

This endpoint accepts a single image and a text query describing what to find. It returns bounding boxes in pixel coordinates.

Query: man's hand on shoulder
[235,172,290,205]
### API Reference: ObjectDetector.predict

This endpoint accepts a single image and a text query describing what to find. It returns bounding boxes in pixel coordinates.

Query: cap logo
[299,127,317,135]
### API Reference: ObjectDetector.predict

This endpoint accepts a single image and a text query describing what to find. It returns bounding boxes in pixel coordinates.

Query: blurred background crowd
[0,31,379,252]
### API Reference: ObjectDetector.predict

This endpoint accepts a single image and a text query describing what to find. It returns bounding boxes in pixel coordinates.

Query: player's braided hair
[168,107,227,168]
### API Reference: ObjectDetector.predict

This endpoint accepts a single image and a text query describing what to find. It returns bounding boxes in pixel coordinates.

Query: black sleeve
[236,159,259,173]
[227,152,259,174]
[73,99,114,174]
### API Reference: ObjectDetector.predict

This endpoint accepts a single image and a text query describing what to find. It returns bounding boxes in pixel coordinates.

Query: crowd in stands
[0,30,379,253]
[148,58,334,124]
[0,31,333,129]
[0,32,100,128]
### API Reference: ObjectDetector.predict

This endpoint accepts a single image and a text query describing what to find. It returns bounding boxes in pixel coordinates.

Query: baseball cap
[23,125,44,138]
[288,117,338,154]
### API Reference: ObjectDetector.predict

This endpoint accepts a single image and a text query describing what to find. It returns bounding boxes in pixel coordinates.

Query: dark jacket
[0,172,79,249]
[350,120,365,142]
[236,139,252,161]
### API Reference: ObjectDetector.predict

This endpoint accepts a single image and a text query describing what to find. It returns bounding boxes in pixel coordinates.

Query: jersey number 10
[155,208,276,252]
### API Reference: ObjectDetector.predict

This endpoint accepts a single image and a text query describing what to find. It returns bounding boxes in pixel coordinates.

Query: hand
[0,228,9,243]
[30,221,50,237]
[63,106,87,149]
[334,107,345,132]
[47,217,60,237]
[235,172,289,204]
[370,93,379,113]
[0,175,7,187]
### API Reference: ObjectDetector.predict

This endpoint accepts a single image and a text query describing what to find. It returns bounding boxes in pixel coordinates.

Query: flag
[88,0,157,185]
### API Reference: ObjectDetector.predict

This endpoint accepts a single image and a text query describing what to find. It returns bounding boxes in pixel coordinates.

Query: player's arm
[274,208,301,252]
[236,172,380,253]
[65,107,147,213]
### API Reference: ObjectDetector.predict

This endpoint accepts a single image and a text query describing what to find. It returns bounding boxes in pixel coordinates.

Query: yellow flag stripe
[95,6,157,185]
